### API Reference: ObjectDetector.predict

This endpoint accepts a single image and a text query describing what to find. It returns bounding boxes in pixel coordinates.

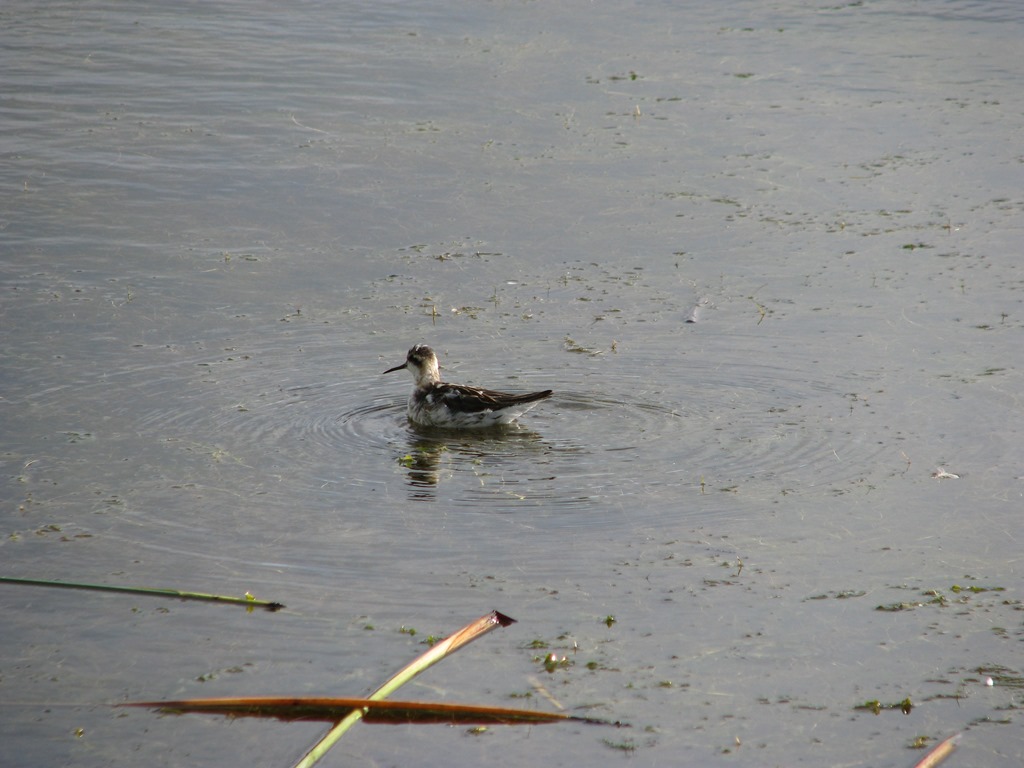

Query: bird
[383,344,552,428]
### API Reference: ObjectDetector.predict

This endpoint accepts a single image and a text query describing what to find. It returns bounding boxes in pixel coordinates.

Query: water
[2,1,1022,766]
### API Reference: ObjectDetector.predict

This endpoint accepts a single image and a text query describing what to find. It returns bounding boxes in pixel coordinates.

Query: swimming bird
[383,344,552,428]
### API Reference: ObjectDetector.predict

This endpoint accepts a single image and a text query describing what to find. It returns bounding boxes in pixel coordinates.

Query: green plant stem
[292,610,515,768]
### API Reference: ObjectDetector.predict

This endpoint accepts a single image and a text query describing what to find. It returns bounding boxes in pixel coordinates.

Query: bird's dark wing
[432,383,552,413]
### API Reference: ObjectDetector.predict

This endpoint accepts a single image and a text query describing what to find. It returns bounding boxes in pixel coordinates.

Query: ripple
[336,396,412,450]
[11,319,894,542]
[358,389,691,521]
[122,342,889,530]
[675,361,890,492]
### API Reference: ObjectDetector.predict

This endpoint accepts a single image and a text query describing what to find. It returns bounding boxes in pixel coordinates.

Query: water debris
[911,733,960,768]
[931,468,960,479]
[949,584,1004,594]
[748,295,769,324]
[542,652,571,673]
[563,336,605,355]
[875,602,923,612]
[855,697,913,715]
[685,297,710,323]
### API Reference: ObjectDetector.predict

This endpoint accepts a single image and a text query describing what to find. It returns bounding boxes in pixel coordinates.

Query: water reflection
[395,423,551,500]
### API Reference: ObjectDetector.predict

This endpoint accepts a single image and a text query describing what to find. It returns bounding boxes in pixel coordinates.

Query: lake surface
[2,1,1022,765]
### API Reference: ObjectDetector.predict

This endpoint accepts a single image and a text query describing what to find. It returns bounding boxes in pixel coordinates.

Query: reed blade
[292,610,515,768]
[0,576,283,611]
[122,696,577,725]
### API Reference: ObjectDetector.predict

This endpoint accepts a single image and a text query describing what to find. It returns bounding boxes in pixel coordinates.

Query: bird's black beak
[383,362,407,375]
